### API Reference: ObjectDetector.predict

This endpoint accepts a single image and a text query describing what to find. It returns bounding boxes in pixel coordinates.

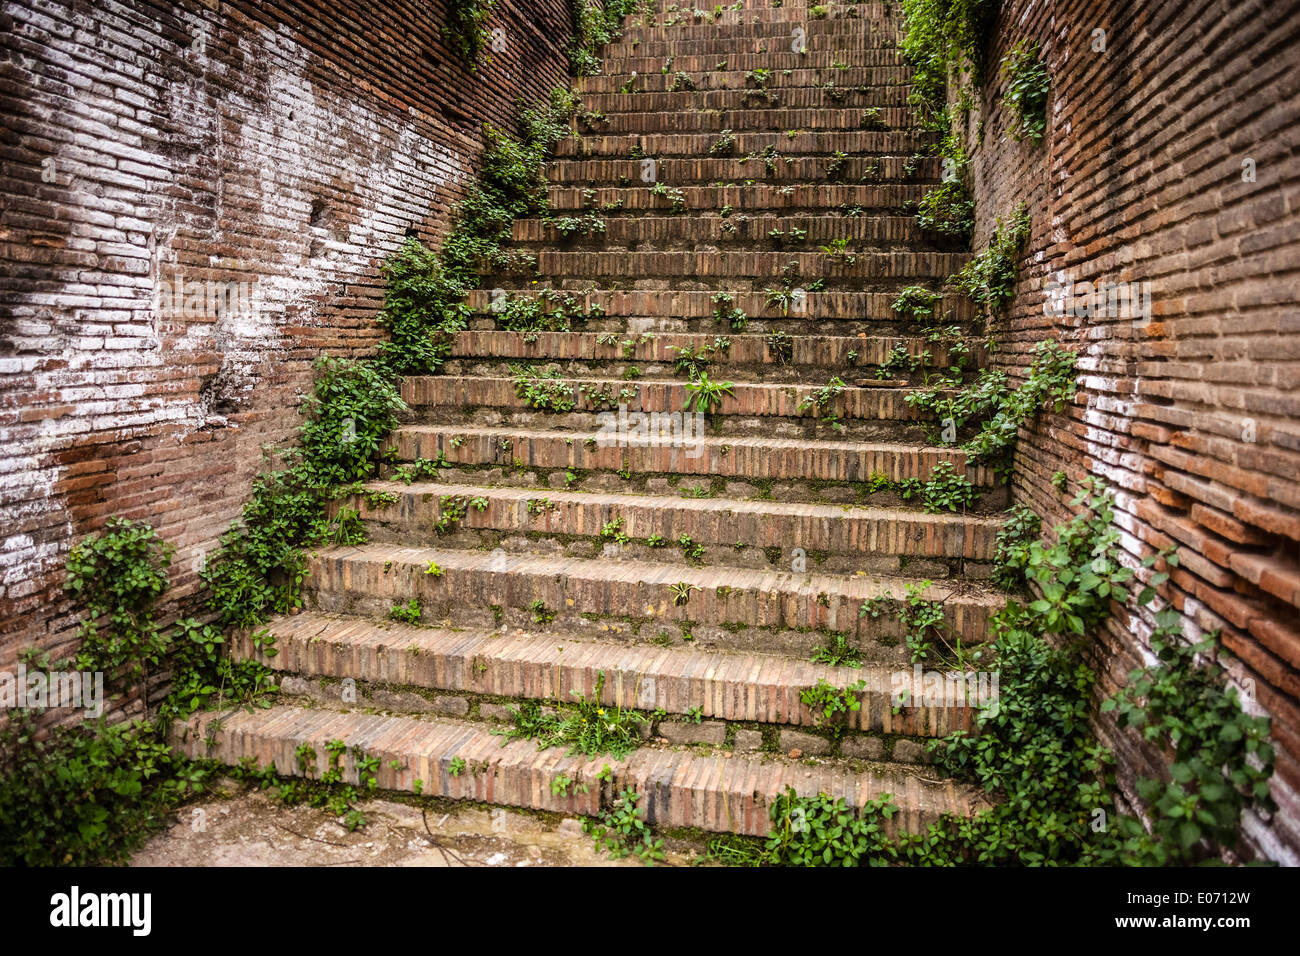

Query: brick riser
[461,289,978,323]
[440,331,989,382]
[400,376,968,443]
[387,426,1000,488]
[574,67,912,94]
[553,130,934,158]
[511,210,944,241]
[172,707,982,837]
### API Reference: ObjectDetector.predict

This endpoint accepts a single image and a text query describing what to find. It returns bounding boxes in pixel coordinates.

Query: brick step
[463,314,973,338]
[343,480,999,573]
[400,376,952,444]
[601,49,907,74]
[577,86,911,114]
[444,330,985,374]
[574,65,912,94]
[513,249,967,285]
[234,611,982,741]
[301,544,1003,655]
[173,705,981,838]
[386,424,998,488]
[462,288,976,323]
[545,157,940,188]
[566,105,915,135]
[636,0,892,26]
[545,183,929,214]
[553,129,933,158]
[605,27,893,60]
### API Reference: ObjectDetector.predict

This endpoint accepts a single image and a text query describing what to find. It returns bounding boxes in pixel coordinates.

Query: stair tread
[316,541,1005,605]
[255,608,981,714]
[395,422,963,455]
[362,479,1001,527]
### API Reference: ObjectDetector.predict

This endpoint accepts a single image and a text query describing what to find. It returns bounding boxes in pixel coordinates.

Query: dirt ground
[130,781,699,868]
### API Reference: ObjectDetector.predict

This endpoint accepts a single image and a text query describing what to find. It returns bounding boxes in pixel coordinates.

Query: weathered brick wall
[963,0,1300,861]
[0,0,575,700]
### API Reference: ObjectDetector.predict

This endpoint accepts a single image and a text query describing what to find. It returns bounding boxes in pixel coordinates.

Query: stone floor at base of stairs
[130,780,702,868]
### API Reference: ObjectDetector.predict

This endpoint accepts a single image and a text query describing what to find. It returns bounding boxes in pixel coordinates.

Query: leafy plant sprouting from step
[811,631,862,668]
[710,291,748,331]
[545,212,606,239]
[551,772,590,798]
[529,599,555,624]
[671,336,730,380]
[892,284,945,322]
[585,788,666,865]
[677,534,705,565]
[992,504,1041,591]
[768,225,808,248]
[392,453,453,485]
[797,376,848,432]
[648,181,687,213]
[601,516,630,545]
[498,671,647,759]
[906,338,1077,481]
[709,129,738,155]
[820,237,858,266]
[495,289,605,336]
[527,497,556,517]
[859,107,887,131]
[389,599,422,625]
[766,331,794,365]
[670,581,700,606]
[876,341,928,380]
[825,150,849,181]
[443,0,498,70]
[741,143,783,175]
[764,262,819,316]
[684,372,735,413]
[511,363,577,412]
[434,494,489,534]
[800,678,867,737]
[1000,39,1050,144]
[669,70,697,91]
[899,460,977,513]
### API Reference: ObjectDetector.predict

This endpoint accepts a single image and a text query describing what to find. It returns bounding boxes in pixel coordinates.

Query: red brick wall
[0,0,575,696]
[963,0,1300,861]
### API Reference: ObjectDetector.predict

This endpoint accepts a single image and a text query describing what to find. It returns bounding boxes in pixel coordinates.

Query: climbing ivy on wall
[999,38,1050,143]
[444,0,500,69]
[568,0,645,76]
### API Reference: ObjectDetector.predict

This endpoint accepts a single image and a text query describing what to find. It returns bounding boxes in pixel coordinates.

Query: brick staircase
[174,0,1001,842]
